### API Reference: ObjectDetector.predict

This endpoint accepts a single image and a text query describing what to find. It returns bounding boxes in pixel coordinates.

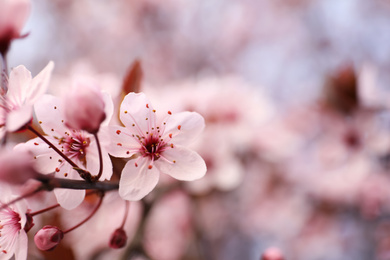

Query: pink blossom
[62,78,106,134]
[0,62,54,137]
[261,247,284,260]
[0,0,30,54]
[34,225,64,251]
[107,92,206,201]
[18,94,113,209]
[0,148,38,185]
[0,185,29,260]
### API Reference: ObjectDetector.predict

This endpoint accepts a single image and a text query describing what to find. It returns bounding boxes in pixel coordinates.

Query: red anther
[116,130,121,135]
[168,111,172,115]
[177,125,181,130]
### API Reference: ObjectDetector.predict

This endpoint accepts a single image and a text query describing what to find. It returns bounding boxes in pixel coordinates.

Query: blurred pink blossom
[0,0,30,54]
[0,148,38,185]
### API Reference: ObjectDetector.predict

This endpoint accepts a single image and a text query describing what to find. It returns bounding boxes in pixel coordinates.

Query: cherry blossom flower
[18,93,113,210]
[0,0,31,54]
[107,92,206,201]
[0,61,54,138]
[0,185,29,260]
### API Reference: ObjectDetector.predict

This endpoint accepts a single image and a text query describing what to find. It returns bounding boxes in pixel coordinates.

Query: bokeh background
[7,0,390,259]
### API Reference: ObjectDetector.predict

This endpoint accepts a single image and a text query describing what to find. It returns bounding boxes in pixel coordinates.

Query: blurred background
[8,0,390,259]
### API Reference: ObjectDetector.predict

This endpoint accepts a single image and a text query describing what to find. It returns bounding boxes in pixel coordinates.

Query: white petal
[34,94,67,137]
[16,137,60,174]
[155,146,206,181]
[27,61,54,103]
[104,125,140,158]
[14,231,28,260]
[54,188,85,210]
[6,104,32,132]
[119,157,160,201]
[162,112,205,146]
[119,93,156,137]
[85,142,113,181]
[6,65,32,106]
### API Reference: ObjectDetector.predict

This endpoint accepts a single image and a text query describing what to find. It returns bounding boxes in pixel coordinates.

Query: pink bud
[109,228,128,249]
[261,247,284,260]
[0,0,31,54]
[34,225,64,251]
[0,148,39,185]
[63,79,106,134]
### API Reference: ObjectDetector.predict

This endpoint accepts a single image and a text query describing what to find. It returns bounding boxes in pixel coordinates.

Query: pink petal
[27,61,54,103]
[119,157,160,201]
[7,65,32,106]
[14,231,28,260]
[155,146,206,181]
[119,92,157,137]
[85,141,113,181]
[6,104,32,131]
[15,137,60,174]
[54,188,86,210]
[34,94,68,137]
[104,125,140,158]
[162,111,205,146]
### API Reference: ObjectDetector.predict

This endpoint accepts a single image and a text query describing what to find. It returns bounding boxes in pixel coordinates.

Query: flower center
[141,134,166,161]
[0,205,22,255]
[58,131,90,166]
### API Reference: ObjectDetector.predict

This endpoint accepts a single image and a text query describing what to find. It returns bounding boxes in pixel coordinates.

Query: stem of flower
[30,203,60,217]
[92,133,103,181]
[28,125,80,169]
[120,201,130,229]
[63,192,104,234]
[47,177,119,191]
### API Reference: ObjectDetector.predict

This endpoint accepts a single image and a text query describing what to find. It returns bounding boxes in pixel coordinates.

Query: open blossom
[18,94,113,209]
[0,0,31,54]
[0,62,54,138]
[0,185,29,260]
[107,92,206,201]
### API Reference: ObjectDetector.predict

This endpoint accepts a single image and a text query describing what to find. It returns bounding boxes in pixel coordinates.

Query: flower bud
[34,225,64,251]
[63,78,106,134]
[109,228,127,249]
[0,148,39,185]
[261,247,284,260]
[0,0,31,55]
